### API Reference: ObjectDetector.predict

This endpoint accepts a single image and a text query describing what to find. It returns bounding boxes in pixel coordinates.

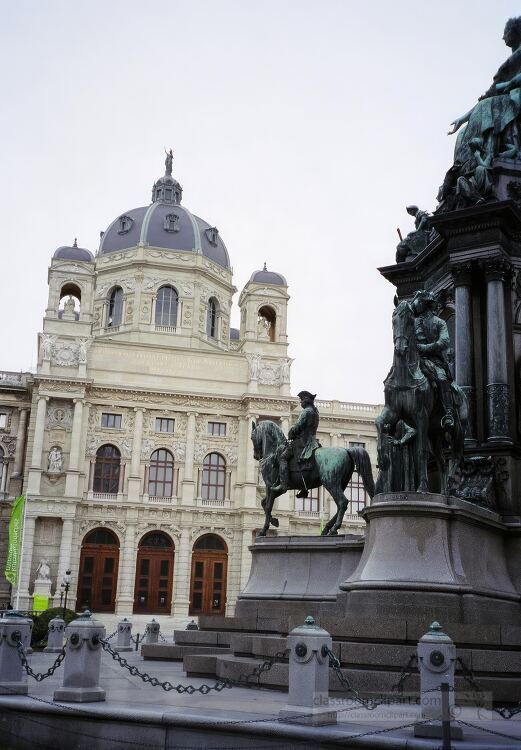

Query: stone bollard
[115,618,133,652]
[186,620,199,631]
[414,621,463,740]
[145,618,160,644]
[53,610,106,702]
[0,611,32,695]
[279,616,337,726]
[44,617,65,653]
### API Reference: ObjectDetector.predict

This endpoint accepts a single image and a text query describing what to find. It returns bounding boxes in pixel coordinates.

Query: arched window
[155,285,178,327]
[83,527,119,546]
[58,283,81,319]
[148,449,174,497]
[202,452,226,501]
[194,534,226,551]
[206,298,218,338]
[258,305,276,342]
[107,287,123,328]
[93,444,121,494]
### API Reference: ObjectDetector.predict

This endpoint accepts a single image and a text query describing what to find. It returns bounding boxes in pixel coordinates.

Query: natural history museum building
[0,157,379,618]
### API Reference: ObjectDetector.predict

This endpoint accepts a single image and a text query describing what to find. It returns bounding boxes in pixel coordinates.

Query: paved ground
[4,649,519,748]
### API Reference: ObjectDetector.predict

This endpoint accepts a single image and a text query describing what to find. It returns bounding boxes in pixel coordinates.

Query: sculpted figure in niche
[257,314,271,340]
[63,296,76,316]
[35,558,51,581]
[48,446,63,473]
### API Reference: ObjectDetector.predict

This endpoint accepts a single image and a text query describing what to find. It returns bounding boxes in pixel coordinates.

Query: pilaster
[27,396,48,495]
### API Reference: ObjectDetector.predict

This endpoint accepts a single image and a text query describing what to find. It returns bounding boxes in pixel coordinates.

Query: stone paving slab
[2,650,519,749]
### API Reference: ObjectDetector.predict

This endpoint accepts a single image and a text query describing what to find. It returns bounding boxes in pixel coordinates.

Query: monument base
[149,493,521,700]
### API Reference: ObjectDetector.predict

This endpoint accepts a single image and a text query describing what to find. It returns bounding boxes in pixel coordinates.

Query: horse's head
[251,419,286,462]
[392,299,415,358]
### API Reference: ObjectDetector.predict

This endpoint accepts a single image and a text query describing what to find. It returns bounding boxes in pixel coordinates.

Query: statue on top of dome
[165,148,174,176]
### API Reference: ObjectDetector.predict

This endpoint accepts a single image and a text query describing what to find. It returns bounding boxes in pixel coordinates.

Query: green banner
[4,496,25,586]
[33,595,49,612]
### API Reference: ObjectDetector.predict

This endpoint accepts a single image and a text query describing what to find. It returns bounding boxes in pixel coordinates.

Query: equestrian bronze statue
[376,291,468,494]
[251,391,375,536]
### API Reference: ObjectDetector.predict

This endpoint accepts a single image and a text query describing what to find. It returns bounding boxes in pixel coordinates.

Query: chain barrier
[100,638,287,694]
[105,629,118,642]
[456,655,521,719]
[15,639,66,682]
[456,718,521,742]
[158,630,168,643]
[325,646,418,710]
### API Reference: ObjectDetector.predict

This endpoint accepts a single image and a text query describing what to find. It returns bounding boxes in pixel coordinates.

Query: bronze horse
[251,420,375,536]
[376,299,468,493]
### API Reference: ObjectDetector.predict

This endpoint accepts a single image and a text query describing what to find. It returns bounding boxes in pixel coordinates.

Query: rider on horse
[272,390,321,496]
[411,290,455,430]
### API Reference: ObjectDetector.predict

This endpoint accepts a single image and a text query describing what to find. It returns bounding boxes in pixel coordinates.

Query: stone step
[173,629,232,647]
[142,643,230,661]
[211,653,519,703]
[183,653,219,676]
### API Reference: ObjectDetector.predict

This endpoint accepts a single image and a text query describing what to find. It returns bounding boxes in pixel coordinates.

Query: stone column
[57,519,74,584]
[0,459,8,493]
[65,399,84,496]
[127,408,144,502]
[244,413,259,508]
[181,412,197,503]
[239,528,253,589]
[452,262,476,442]
[16,515,36,607]
[173,528,191,617]
[27,396,48,494]
[483,258,512,442]
[115,523,137,615]
[11,408,28,477]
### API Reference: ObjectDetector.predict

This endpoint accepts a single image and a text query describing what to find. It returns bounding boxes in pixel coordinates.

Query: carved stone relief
[46,402,73,431]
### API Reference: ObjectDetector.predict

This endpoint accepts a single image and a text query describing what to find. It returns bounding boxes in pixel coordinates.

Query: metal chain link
[105,629,118,642]
[456,656,521,719]
[100,638,287,693]
[158,630,168,643]
[15,639,66,682]
[325,647,419,710]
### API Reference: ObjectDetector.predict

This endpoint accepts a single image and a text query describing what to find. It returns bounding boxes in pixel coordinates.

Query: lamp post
[62,569,72,620]
[59,586,64,610]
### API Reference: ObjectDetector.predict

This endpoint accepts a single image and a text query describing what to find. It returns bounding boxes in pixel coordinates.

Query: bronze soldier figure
[411,290,455,430]
[272,390,321,496]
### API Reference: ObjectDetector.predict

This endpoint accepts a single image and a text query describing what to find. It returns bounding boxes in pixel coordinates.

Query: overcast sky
[1,1,519,403]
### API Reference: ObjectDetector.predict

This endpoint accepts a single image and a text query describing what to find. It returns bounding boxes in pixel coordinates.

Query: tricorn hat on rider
[297,391,317,401]
[412,289,437,309]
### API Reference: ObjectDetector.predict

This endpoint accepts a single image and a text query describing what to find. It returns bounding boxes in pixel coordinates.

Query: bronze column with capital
[482,257,513,443]
[451,261,477,443]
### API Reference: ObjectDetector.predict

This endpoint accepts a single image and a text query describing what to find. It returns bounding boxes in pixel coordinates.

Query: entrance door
[76,528,120,613]
[189,534,227,615]
[133,531,174,614]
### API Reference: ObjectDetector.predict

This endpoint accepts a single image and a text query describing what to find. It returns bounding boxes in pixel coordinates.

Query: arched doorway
[189,534,227,616]
[76,528,120,612]
[133,531,175,614]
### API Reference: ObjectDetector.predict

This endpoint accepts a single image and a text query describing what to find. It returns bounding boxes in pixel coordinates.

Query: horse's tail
[347,447,375,499]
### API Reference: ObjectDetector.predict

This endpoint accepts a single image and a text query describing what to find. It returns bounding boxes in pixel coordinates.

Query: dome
[53,241,94,263]
[98,156,231,270]
[250,264,287,286]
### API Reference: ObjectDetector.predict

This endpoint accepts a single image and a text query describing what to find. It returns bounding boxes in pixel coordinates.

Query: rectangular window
[348,440,366,449]
[208,421,226,436]
[0,414,6,429]
[346,471,367,515]
[155,417,175,433]
[295,487,320,513]
[101,413,122,429]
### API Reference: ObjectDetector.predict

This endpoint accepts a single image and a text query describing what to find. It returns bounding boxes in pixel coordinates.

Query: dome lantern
[151,149,183,205]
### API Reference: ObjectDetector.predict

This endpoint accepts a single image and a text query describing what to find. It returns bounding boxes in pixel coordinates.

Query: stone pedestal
[32,578,52,611]
[54,611,106,703]
[340,492,520,625]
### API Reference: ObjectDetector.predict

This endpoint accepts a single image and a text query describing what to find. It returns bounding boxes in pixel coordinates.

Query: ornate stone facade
[0,160,380,618]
